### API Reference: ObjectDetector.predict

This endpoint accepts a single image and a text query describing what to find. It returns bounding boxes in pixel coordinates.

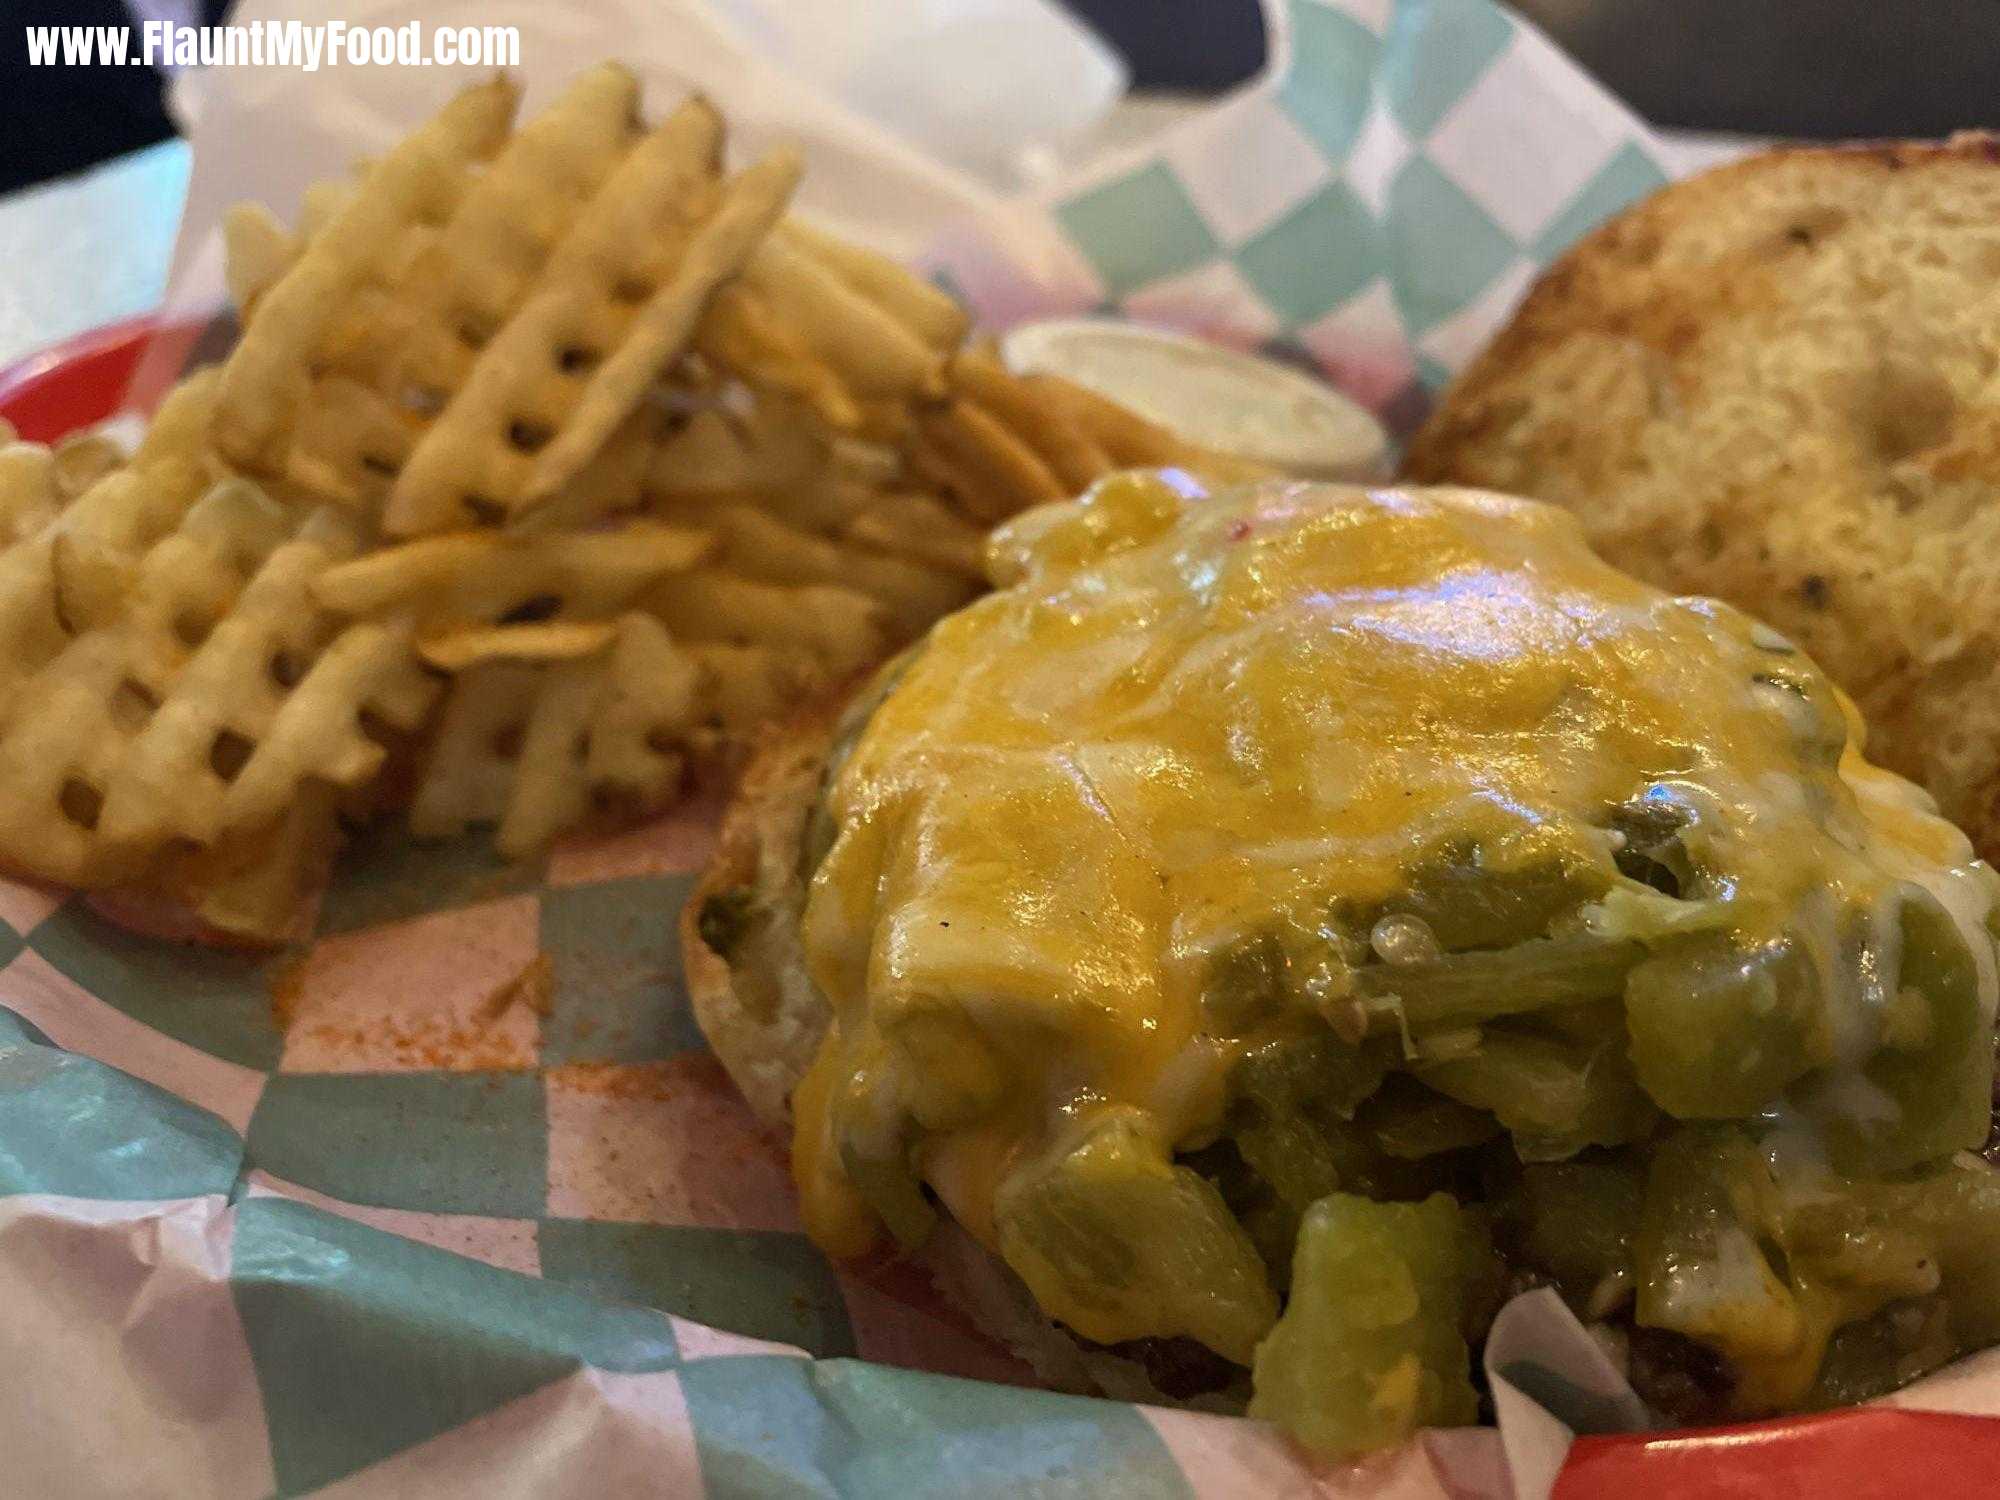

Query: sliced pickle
[1624,931,1822,1119]
[995,1107,1277,1363]
[1249,1192,1489,1457]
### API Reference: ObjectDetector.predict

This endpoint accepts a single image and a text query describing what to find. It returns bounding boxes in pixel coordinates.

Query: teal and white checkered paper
[932,0,1676,428]
[2,4,1688,1495]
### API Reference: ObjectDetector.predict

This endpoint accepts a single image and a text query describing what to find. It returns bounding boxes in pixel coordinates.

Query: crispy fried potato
[643,568,890,676]
[0,438,63,544]
[0,63,1275,940]
[222,202,302,316]
[840,490,989,579]
[212,67,801,537]
[412,612,702,856]
[706,503,977,636]
[313,521,712,632]
[381,101,800,534]
[0,460,436,903]
[214,75,520,475]
[696,218,959,432]
[419,619,621,671]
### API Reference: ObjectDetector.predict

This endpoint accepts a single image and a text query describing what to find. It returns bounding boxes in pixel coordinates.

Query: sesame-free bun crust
[1406,136,2000,861]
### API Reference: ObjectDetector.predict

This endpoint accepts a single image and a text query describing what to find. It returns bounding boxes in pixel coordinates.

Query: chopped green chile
[1360,1074,1503,1160]
[1201,932,1294,1036]
[1633,1127,1803,1375]
[1783,1163,2000,1350]
[840,1137,937,1250]
[786,480,2000,1457]
[1417,1028,1656,1160]
[1249,1193,1490,1457]
[1354,935,1646,1029]
[1634,1126,2000,1412]
[1361,843,1613,951]
[1795,891,1992,1176]
[802,647,921,880]
[1232,1107,1350,1211]
[1624,931,1824,1119]
[1516,1158,1645,1291]
[1233,1029,1396,1124]
[996,1108,1277,1364]
[1805,1297,1956,1410]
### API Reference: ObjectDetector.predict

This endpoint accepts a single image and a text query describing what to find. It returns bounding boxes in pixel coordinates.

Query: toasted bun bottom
[680,685,1245,1411]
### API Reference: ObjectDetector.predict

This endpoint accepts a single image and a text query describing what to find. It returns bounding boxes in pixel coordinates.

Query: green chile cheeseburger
[683,475,2000,1455]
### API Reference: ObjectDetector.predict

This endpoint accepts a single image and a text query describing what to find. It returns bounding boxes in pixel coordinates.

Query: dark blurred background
[4,0,1999,195]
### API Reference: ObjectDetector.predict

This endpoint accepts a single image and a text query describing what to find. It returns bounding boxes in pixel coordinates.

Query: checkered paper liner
[0,3,1929,1496]
[929,0,1685,426]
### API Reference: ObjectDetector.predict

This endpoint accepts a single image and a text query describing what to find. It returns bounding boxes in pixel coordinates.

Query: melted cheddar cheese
[791,477,2000,1326]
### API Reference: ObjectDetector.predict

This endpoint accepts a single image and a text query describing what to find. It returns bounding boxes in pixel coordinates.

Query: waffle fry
[215,76,520,476]
[904,354,1275,524]
[214,66,802,535]
[1,62,1268,942]
[211,72,628,499]
[419,619,621,671]
[313,521,712,633]
[780,220,968,350]
[643,571,891,678]
[222,203,301,316]
[909,393,1070,523]
[697,219,962,432]
[154,780,345,946]
[408,660,538,837]
[382,116,800,534]
[0,437,63,544]
[215,69,614,506]
[706,503,977,636]
[684,641,814,739]
[647,399,829,503]
[839,491,989,580]
[50,432,127,502]
[0,460,437,932]
[412,612,702,856]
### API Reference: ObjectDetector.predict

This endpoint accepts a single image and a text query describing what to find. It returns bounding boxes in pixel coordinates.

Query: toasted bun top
[1406,136,2000,863]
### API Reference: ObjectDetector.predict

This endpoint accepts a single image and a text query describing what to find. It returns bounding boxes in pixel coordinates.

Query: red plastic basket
[0,315,208,442]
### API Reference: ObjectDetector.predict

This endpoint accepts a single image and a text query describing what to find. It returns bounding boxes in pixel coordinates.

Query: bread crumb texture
[1407,136,2000,861]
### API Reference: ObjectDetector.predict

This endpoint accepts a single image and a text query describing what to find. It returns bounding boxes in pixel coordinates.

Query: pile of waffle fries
[0,63,1258,944]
